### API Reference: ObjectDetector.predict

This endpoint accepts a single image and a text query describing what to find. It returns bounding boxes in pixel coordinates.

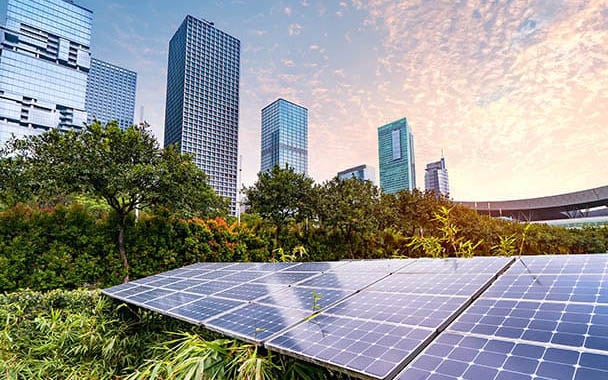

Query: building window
[392,129,401,160]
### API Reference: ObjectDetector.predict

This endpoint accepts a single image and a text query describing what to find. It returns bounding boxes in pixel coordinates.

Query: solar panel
[331,259,411,273]
[297,272,387,290]
[397,256,512,274]
[395,254,608,380]
[395,332,608,380]
[323,291,470,330]
[251,271,319,285]
[369,272,497,297]
[171,296,244,324]
[205,303,308,343]
[267,314,435,379]
[103,255,608,380]
[287,261,350,272]
[506,254,608,275]
[214,283,285,302]
[255,286,353,312]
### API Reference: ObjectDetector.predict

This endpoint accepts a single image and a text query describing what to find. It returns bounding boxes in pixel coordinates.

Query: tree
[1,121,226,282]
[315,177,381,258]
[243,165,315,249]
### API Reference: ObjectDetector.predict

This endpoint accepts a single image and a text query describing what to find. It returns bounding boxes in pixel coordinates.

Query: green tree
[315,177,381,258]
[1,121,225,282]
[243,165,315,249]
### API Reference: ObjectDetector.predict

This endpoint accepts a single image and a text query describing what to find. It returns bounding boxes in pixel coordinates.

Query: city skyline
[65,1,608,200]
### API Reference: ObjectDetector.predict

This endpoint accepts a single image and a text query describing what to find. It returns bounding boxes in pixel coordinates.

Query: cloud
[309,44,320,50]
[284,7,292,16]
[288,23,303,36]
[281,59,295,67]
[253,29,267,36]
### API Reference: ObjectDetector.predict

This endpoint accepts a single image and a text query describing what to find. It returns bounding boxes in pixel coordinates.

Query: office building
[337,164,376,185]
[85,58,137,129]
[378,117,416,193]
[0,0,92,146]
[164,16,240,214]
[260,98,308,174]
[425,155,449,196]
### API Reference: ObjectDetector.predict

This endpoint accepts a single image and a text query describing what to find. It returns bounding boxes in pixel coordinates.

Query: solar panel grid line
[394,330,608,380]
[204,303,311,344]
[265,313,438,380]
[436,329,608,358]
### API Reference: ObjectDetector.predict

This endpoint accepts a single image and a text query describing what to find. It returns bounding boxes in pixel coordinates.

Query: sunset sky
[80,0,608,201]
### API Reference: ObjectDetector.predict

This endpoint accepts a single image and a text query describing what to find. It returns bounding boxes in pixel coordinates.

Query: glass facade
[378,117,416,194]
[0,0,92,146]
[425,156,450,196]
[260,98,308,174]
[164,16,240,215]
[85,58,137,130]
[337,164,376,185]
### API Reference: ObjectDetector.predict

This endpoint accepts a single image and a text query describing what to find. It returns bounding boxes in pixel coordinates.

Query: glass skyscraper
[425,155,450,196]
[0,0,92,146]
[337,164,376,185]
[378,117,416,194]
[85,58,137,130]
[164,16,240,214]
[260,98,308,174]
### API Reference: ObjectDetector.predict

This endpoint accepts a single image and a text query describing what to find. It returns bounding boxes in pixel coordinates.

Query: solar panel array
[102,254,608,380]
[396,254,608,380]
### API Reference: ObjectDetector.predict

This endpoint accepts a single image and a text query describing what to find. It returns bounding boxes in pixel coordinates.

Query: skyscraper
[378,117,416,194]
[260,98,308,174]
[85,58,137,130]
[425,154,450,196]
[0,0,92,146]
[164,16,240,214]
[337,164,376,185]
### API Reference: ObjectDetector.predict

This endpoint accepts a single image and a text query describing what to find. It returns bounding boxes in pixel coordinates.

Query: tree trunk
[118,220,130,283]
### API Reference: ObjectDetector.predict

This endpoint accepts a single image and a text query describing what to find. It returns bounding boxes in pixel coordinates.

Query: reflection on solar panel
[268,314,435,379]
[396,254,608,380]
[102,255,608,380]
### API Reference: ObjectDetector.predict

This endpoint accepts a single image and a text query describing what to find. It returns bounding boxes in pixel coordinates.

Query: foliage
[1,121,226,283]
[0,204,260,292]
[243,165,315,247]
[0,289,334,380]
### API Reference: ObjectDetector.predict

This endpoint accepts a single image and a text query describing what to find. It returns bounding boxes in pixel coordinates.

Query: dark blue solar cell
[537,361,575,380]
[193,270,236,280]
[512,343,544,359]
[586,336,608,351]
[476,351,506,367]
[463,365,499,380]
[286,262,348,272]
[113,284,152,298]
[575,368,608,380]
[545,348,579,365]
[103,282,137,295]
[217,270,268,282]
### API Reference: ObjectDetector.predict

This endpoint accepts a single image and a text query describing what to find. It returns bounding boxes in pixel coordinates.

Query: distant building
[163,16,240,215]
[425,155,449,196]
[260,98,308,174]
[337,164,376,185]
[377,117,416,193]
[0,0,92,146]
[85,58,137,130]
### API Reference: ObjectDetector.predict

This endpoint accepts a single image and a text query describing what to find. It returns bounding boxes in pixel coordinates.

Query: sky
[79,0,608,201]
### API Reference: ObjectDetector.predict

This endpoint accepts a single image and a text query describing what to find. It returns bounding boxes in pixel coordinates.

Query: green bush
[0,204,272,293]
[0,289,333,380]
